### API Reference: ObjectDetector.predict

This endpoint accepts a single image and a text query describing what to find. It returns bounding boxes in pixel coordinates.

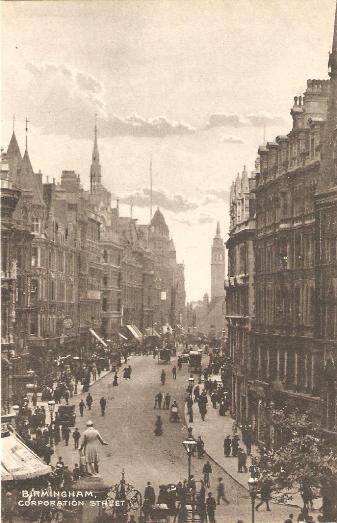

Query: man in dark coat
[100,397,107,416]
[144,482,156,505]
[79,399,86,417]
[255,479,272,511]
[224,435,232,457]
[86,393,93,410]
[206,492,217,523]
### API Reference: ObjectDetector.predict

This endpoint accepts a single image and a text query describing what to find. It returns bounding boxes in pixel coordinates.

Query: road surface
[53,354,292,522]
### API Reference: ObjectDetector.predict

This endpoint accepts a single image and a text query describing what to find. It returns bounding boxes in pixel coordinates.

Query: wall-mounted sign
[160,291,167,301]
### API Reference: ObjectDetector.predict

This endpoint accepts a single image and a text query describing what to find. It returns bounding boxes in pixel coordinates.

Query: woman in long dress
[79,420,108,475]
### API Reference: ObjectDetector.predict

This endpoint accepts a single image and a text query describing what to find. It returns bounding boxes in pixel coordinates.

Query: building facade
[315,10,337,435]
[248,80,331,446]
[225,166,256,425]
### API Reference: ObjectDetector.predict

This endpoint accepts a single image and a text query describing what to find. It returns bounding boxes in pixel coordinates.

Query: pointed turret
[241,165,249,193]
[90,119,102,192]
[6,131,22,187]
[215,221,221,237]
[21,149,45,207]
[318,1,337,191]
[169,238,176,252]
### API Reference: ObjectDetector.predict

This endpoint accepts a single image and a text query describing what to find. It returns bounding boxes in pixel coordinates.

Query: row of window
[256,233,314,273]
[256,283,315,327]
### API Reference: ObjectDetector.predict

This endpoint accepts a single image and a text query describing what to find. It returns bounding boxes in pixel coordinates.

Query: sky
[1,0,336,301]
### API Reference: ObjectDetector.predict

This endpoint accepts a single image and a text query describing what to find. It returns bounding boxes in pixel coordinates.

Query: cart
[188,351,202,374]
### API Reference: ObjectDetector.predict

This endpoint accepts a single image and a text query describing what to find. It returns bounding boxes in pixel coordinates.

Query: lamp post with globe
[182,427,198,523]
[248,476,259,523]
[48,400,56,447]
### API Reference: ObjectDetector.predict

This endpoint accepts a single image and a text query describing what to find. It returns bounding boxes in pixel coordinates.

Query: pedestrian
[188,405,194,423]
[79,399,86,417]
[56,456,65,469]
[297,508,309,522]
[172,366,177,379]
[128,365,132,378]
[43,445,54,465]
[72,463,81,481]
[224,435,231,457]
[157,392,163,409]
[164,393,171,409]
[216,477,230,505]
[177,356,182,370]
[197,436,205,458]
[161,370,166,385]
[64,388,70,405]
[202,460,212,487]
[206,492,217,523]
[73,427,81,449]
[63,425,71,446]
[113,372,118,386]
[63,466,73,489]
[238,448,248,473]
[300,479,314,511]
[86,393,93,410]
[232,435,240,457]
[100,396,107,416]
[144,481,156,505]
[154,416,163,436]
[255,478,272,512]
[194,384,200,403]
[196,494,207,523]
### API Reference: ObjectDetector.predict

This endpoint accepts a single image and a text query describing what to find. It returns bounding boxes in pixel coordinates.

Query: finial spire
[216,221,221,236]
[25,117,29,151]
[149,154,153,223]
[13,114,15,132]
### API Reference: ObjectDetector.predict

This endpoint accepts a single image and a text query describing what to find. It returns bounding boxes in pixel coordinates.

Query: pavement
[47,354,294,522]
[184,372,322,514]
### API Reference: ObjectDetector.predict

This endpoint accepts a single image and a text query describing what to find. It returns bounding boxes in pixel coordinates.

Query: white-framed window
[32,217,41,234]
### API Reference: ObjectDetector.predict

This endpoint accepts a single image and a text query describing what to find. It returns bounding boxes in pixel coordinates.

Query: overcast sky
[1,0,336,300]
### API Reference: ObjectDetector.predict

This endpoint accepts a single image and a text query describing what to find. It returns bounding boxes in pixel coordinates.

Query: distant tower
[90,118,102,192]
[211,221,225,300]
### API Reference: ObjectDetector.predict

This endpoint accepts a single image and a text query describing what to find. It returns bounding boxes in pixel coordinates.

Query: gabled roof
[21,150,45,207]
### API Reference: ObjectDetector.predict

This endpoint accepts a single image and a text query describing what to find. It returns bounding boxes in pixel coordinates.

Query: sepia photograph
[1,1,337,522]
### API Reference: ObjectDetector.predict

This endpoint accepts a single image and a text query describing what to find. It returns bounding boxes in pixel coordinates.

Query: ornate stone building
[225,166,256,425]
[249,79,330,445]
[315,8,337,435]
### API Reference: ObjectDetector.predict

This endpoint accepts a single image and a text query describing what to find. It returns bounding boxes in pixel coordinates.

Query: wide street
[52,355,292,522]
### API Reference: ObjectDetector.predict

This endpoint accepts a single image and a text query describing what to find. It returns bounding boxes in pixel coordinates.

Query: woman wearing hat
[79,421,108,475]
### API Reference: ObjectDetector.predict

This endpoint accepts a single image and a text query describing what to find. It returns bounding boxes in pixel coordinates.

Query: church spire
[216,221,221,237]
[318,1,337,191]
[90,114,102,192]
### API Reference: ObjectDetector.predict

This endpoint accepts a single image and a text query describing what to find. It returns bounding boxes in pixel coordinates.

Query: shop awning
[119,333,128,340]
[89,328,107,347]
[144,327,161,338]
[1,430,51,481]
[126,325,142,340]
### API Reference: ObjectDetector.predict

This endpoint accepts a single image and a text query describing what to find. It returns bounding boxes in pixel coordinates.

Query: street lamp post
[182,427,198,523]
[248,476,259,523]
[48,400,56,447]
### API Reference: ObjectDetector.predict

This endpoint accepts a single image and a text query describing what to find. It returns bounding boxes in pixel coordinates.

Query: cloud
[172,217,193,227]
[222,135,244,144]
[198,213,213,224]
[20,62,195,139]
[207,111,285,128]
[100,113,195,138]
[202,188,230,205]
[119,188,199,213]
